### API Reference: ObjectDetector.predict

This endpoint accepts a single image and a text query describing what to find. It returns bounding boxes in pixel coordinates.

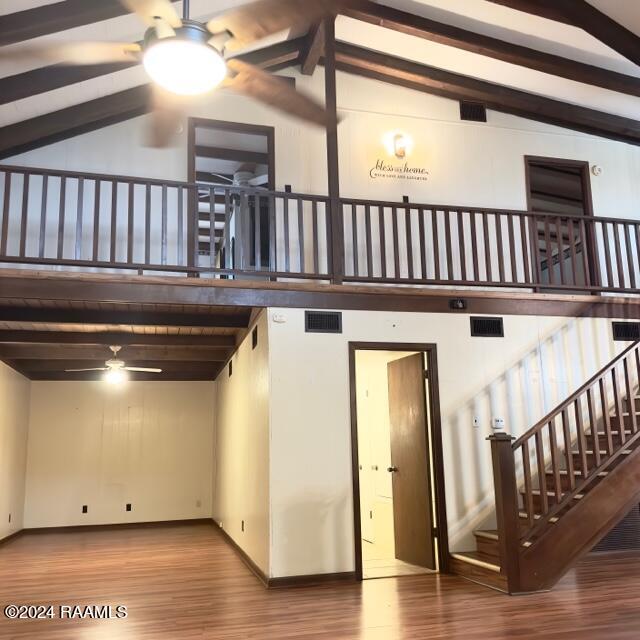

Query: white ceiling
[0,0,639,130]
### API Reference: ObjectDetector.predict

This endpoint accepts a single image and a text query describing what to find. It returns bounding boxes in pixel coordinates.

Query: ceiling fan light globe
[104,368,127,385]
[143,38,227,96]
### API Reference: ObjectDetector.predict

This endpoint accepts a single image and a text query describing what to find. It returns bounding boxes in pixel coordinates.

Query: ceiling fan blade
[64,368,109,373]
[225,59,328,127]
[124,367,163,373]
[118,0,182,28]
[145,85,188,148]
[1,41,142,65]
[208,0,362,49]
[249,173,269,187]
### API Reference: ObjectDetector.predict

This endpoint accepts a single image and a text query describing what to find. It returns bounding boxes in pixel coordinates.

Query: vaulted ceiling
[1,0,640,156]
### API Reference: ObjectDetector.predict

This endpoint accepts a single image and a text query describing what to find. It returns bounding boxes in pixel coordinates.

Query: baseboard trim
[23,518,213,534]
[267,571,358,589]
[0,529,24,547]
[213,522,269,587]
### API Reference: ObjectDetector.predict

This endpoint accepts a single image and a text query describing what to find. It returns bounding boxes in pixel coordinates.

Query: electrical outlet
[126,503,132,512]
[241,520,245,532]
[82,505,88,514]
[473,416,480,428]
[493,417,505,431]
[8,513,11,523]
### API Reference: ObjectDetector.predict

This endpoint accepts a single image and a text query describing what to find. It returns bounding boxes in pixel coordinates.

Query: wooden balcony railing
[1,163,639,294]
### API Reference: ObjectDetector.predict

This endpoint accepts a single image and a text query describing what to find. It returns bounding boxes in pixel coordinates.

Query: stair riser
[609,415,639,430]
[590,433,626,449]
[623,397,640,412]
[544,473,581,492]
[475,536,500,562]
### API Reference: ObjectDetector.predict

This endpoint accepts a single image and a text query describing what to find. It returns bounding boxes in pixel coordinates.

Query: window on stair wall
[187,118,275,274]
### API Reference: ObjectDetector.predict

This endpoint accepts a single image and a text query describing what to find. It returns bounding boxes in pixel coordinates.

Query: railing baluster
[529,215,542,289]
[586,387,600,468]
[548,419,563,503]
[351,203,358,277]
[418,208,427,280]
[575,399,589,480]
[444,209,453,280]
[1,171,11,255]
[507,213,517,283]
[210,187,217,268]
[379,206,387,279]
[177,186,184,266]
[161,184,168,266]
[57,177,66,259]
[482,211,491,281]
[75,177,83,260]
[543,216,555,286]
[145,183,151,265]
[556,216,566,285]
[92,180,100,262]
[283,194,290,273]
[110,181,117,263]
[19,173,29,257]
[623,357,637,435]
[392,207,400,278]
[405,205,414,279]
[127,182,134,265]
[534,430,548,514]
[520,214,530,284]
[39,175,48,258]
[312,200,319,275]
[270,194,277,273]
[297,198,304,273]
[432,209,440,281]
[470,211,479,282]
[496,213,505,283]
[599,378,614,456]
[567,218,578,287]
[561,408,575,490]
[612,366,626,446]
[613,222,625,289]
[365,204,373,278]
[579,219,592,288]
[457,210,466,281]
[521,440,534,526]
[255,194,262,271]
[601,222,614,288]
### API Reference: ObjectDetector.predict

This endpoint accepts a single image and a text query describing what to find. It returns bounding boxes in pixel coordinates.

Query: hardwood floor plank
[1,524,640,638]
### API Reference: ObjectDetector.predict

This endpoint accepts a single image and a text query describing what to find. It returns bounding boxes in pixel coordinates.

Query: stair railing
[489,340,640,592]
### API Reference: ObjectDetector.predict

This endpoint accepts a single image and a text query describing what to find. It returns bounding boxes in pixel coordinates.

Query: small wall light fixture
[383,130,414,159]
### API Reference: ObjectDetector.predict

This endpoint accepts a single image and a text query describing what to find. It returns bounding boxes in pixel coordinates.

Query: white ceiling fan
[65,346,163,382]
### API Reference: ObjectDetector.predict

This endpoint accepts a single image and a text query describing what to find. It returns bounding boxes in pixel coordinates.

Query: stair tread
[474,529,498,541]
[451,551,501,573]
[545,469,608,476]
[527,489,584,498]
[519,512,559,523]
[572,449,632,455]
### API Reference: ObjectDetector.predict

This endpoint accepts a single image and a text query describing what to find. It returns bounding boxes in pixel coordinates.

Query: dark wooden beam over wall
[343,1,640,98]
[488,0,640,67]
[333,42,640,146]
[300,22,325,76]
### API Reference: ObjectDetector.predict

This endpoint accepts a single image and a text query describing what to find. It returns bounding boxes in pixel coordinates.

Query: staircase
[451,341,640,594]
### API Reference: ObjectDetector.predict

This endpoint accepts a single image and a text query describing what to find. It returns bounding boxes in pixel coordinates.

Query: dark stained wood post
[324,17,344,284]
[488,432,521,593]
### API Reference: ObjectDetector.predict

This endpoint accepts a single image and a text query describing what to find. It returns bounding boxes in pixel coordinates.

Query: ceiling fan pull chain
[183,0,190,20]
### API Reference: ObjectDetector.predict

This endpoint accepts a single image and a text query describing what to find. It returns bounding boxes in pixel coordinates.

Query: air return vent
[305,311,342,334]
[613,322,640,341]
[470,316,504,337]
[460,101,487,122]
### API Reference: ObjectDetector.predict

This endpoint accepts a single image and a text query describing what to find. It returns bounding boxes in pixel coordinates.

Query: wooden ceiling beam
[28,370,221,381]
[333,42,640,146]
[343,1,640,98]
[15,359,226,372]
[488,0,640,67]
[300,22,325,76]
[0,330,236,347]
[0,344,231,361]
[0,307,250,328]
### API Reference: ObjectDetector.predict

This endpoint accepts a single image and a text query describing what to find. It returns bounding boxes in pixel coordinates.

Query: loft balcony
[0,163,639,299]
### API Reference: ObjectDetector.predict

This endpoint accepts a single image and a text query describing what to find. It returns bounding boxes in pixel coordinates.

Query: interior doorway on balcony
[188,118,274,273]
[349,344,448,580]
[525,156,595,292]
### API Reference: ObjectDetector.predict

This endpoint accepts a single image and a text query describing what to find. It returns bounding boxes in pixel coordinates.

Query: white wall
[24,381,214,528]
[0,362,30,541]
[213,312,270,575]
[267,308,622,576]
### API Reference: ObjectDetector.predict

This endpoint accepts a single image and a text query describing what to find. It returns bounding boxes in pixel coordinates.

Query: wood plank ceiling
[0,299,252,381]
[1,0,640,153]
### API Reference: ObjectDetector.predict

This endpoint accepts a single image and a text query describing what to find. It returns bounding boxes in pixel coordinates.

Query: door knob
[387,466,398,473]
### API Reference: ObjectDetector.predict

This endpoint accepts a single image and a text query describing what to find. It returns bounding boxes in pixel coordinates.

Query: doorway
[349,343,448,580]
[525,156,595,290]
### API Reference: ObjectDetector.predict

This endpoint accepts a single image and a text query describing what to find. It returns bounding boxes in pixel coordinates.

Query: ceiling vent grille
[305,311,342,334]
[460,101,487,122]
[470,316,504,337]
[613,322,640,341]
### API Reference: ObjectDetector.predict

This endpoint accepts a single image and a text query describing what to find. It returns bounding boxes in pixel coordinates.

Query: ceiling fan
[65,346,162,382]
[4,0,361,146]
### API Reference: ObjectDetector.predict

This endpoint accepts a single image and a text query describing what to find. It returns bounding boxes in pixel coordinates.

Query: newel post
[488,433,521,594]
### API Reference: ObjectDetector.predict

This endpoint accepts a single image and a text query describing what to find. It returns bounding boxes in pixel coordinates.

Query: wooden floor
[1,523,640,639]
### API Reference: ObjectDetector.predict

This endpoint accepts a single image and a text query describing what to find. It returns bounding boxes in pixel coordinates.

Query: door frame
[523,156,598,289]
[348,342,449,580]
